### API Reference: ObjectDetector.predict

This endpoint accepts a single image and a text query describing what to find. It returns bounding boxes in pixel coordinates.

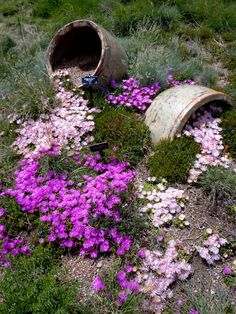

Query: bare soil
[55,54,99,86]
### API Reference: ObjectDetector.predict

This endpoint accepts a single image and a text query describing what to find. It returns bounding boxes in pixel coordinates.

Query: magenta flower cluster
[116,266,139,304]
[92,264,139,305]
[166,74,195,87]
[1,150,135,258]
[107,77,160,111]
[0,208,30,267]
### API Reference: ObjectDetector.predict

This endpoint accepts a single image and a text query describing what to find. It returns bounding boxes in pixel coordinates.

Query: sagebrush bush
[147,137,200,183]
[0,246,81,314]
[125,33,218,86]
[93,107,151,165]
[197,166,236,201]
[221,108,236,158]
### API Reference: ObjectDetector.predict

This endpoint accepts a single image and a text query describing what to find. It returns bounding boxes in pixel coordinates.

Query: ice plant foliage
[12,70,98,157]
[1,151,135,258]
[182,105,231,183]
[107,77,160,111]
[136,240,192,313]
[195,234,228,265]
[0,208,30,267]
[137,178,188,227]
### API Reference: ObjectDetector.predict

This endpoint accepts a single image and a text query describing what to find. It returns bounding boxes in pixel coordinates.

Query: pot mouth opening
[176,98,233,137]
[50,25,102,84]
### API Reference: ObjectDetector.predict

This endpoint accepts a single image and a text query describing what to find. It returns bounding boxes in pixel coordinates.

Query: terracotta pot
[145,84,235,145]
[46,20,128,86]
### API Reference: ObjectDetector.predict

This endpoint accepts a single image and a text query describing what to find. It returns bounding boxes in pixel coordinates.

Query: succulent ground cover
[0,1,236,313]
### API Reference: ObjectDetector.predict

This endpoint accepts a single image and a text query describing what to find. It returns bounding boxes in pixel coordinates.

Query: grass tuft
[197,166,236,202]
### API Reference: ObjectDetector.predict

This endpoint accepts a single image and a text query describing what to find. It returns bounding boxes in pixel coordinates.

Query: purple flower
[189,308,200,314]
[138,249,145,259]
[92,275,105,292]
[157,235,164,242]
[223,267,232,275]
[117,271,126,281]
[176,299,184,307]
[0,208,5,217]
[127,279,139,292]
[117,247,125,255]
[117,290,127,305]
[3,261,11,268]
[20,245,29,253]
[100,241,110,252]
[125,264,133,273]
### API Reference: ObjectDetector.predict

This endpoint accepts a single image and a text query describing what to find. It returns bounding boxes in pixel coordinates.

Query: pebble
[96,261,103,268]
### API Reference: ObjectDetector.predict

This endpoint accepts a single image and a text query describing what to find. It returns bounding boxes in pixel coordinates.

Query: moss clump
[147,137,200,183]
[93,107,151,165]
[221,108,236,158]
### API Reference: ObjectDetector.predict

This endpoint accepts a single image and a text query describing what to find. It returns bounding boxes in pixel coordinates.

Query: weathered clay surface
[145,84,235,145]
[46,20,128,86]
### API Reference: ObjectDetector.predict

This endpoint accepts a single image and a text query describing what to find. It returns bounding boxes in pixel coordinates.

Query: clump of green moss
[147,137,200,183]
[221,108,236,158]
[93,107,151,165]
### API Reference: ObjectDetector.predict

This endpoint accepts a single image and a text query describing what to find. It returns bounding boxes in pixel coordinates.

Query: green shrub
[0,246,81,314]
[147,137,200,183]
[0,35,15,56]
[93,107,151,165]
[1,2,19,16]
[221,108,236,158]
[197,166,236,201]
[33,0,61,18]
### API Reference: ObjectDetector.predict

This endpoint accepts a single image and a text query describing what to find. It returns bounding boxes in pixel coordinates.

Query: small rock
[96,261,103,268]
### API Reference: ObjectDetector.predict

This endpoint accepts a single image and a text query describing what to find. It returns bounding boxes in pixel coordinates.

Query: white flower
[179,214,185,221]
[206,228,213,235]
